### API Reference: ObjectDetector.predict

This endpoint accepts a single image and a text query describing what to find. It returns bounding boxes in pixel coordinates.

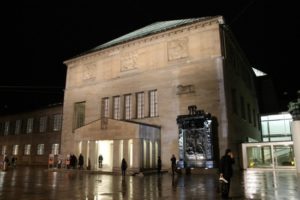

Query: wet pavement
[0,166,300,200]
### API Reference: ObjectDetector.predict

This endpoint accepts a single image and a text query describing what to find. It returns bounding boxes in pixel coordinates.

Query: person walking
[219,148,235,199]
[121,158,127,176]
[98,155,103,168]
[170,154,176,176]
[157,156,162,175]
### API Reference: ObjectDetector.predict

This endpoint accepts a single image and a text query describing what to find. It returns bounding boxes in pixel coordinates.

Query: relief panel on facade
[82,63,96,81]
[167,37,189,61]
[120,51,138,72]
[176,84,195,95]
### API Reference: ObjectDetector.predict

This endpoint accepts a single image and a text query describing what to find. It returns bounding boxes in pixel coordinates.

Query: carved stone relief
[168,37,189,61]
[82,63,96,81]
[120,51,138,72]
[176,84,195,95]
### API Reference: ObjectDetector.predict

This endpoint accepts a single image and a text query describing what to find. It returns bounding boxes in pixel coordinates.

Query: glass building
[241,113,295,169]
[261,113,293,142]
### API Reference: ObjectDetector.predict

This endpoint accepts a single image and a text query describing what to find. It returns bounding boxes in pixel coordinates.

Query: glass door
[273,145,295,168]
[246,145,272,168]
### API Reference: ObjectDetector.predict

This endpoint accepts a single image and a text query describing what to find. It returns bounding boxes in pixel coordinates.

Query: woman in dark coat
[121,158,127,176]
[157,156,162,174]
[78,154,84,169]
[219,148,235,199]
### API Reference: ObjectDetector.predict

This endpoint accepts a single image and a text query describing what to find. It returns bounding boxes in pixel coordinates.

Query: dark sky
[1,1,299,114]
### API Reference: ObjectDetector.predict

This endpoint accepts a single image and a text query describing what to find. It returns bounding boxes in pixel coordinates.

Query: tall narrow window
[137,92,144,119]
[2,145,7,155]
[24,144,31,155]
[39,116,47,133]
[52,144,59,155]
[149,90,158,117]
[26,118,34,134]
[124,94,132,120]
[247,103,252,123]
[4,121,9,135]
[15,120,21,135]
[37,144,44,155]
[101,97,109,118]
[231,88,238,114]
[253,109,257,127]
[113,96,120,120]
[12,145,19,155]
[53,114,62,131]
[240,96,246,120]
[74,102,85,129]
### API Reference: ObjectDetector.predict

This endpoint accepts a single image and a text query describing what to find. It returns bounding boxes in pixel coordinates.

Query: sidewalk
[1,166,299,199]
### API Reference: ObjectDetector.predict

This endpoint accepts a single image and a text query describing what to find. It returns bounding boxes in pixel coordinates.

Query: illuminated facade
[0,105,62,165]
[62,16,261,172]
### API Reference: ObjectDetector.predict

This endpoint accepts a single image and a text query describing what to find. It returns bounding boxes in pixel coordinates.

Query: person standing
[170,154,176,176]
[98,155,103,168]
[219,148,235,199]
[121,158,127,176]
[157,156,162,174]
[78,153,84,170]
[11,156,17,168]
[3,153,9,171]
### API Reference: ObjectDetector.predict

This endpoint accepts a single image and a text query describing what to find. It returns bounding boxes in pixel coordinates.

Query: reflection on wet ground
[0,166,300,200]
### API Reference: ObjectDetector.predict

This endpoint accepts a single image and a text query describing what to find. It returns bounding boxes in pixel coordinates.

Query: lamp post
[288,91,300,174]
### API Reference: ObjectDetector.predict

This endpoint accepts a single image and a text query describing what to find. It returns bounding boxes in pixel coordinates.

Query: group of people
[1,153,17,171]
[159,149,235,199]
[67,153,84,169]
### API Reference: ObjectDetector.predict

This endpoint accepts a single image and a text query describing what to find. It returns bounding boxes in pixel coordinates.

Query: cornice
[64,16,224,66]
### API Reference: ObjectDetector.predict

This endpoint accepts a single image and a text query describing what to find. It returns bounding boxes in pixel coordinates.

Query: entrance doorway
[96,140,113,171]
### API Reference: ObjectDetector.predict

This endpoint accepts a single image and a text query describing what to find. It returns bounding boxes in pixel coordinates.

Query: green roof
[76,16,222,57]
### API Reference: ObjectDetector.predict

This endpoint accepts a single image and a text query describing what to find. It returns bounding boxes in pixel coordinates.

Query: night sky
[1,1,299,114]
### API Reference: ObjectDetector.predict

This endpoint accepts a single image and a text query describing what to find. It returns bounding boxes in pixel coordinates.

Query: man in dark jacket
[219,148,235,199]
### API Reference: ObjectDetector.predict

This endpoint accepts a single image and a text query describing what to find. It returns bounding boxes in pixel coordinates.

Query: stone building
[0,104,62,166]
[62,16,261,173]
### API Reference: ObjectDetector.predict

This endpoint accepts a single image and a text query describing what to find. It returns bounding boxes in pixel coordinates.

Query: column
[291,122,300,174]
[288,94,300,174]
[113,140,121,172]
[88,141,96,170]
[132,139,141,172]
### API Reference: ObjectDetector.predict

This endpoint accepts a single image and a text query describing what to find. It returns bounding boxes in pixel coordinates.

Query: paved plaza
[0,166,300,200]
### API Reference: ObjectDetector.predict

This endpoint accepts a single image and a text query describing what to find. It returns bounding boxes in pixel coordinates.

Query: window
[149,90,158,117]
[24,144,31,155]
[231,89,238,114]
[261,113,292,141]
[240,96,246,120]
[1,145,7,155]
[39,116,47,133]
[51,144,59,155]
[247,103,252,123]
[74,102,85,129]
[12,145,19,155]
[4,121,9,135]
[253,109,257,127]
[26,118,34,134]
[15,120,21,135]
[53,114,62,131]
[124,94,132,120]
[137,92,144,119]
[101,97,109,118]
[37,144,44,155]
[113,96,120,120]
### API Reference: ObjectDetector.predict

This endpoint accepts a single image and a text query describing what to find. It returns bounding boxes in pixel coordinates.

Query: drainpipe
[288,90,300,174]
